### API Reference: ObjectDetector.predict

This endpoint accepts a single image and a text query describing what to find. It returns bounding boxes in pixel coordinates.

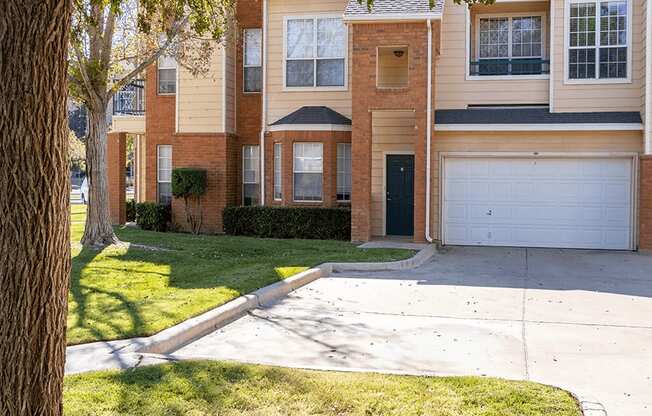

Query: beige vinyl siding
[435,0,550,109]
[225,34,237,134]
[428,130,644,240]
[551,0,645,112]
[111,115,145,134]
[177,43,224,133]
[371,111,416,236]
[266,0,352,125]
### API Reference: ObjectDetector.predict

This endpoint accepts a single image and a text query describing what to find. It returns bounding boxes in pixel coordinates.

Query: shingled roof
[435,108,643,125]
[271,106,352,126]
[344,0,444,19]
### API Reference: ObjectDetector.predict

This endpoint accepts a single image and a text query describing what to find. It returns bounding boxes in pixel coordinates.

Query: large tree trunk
[0,1,72,415]
[81,105,120,247]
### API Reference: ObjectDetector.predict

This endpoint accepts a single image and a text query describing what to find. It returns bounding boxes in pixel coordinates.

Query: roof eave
[343,12,442,23]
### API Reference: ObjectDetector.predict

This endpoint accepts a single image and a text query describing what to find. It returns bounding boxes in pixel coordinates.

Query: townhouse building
[108,0,652,250]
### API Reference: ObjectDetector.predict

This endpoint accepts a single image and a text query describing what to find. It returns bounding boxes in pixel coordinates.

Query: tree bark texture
[81,106,120,247]
[0,1,73,415]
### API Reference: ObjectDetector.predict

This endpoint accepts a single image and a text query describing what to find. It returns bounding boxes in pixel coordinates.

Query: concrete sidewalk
[172,247,652,416]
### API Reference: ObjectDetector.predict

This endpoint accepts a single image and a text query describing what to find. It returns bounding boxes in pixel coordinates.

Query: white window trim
[282,14,349,92]
[242,145,261,204]
[157,145,172,204]
[292,142,324,203]
[273,142,282,201]
[467,11,549,81]
[243,28,263,94]
[157,57,177,96]
[563,0,633,84]
[336,142,352,203]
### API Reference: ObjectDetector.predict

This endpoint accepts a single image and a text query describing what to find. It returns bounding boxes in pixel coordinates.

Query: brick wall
[264,130,352,207]
[107,132,126,224]
[640,156,652,250]
[350,22,437,242]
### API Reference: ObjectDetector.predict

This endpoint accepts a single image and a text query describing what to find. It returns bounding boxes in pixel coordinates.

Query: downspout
[646,0,652,154]
[260,0,268,203]
[425,18,433,243]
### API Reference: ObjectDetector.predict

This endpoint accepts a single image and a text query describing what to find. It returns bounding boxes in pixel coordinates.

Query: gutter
[646,0,652,154]
[260,0,268,203]
[343,13,442,23]
[425,19,433,243]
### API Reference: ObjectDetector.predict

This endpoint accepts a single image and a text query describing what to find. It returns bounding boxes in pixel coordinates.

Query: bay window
[293,142,322,202]
[243,145,260,206]
[244,28,262,92]
[336,143,351,202]
[274,143,282,200]
[567,0,630,81]
[157,145,172,205]
[285,17,346,88]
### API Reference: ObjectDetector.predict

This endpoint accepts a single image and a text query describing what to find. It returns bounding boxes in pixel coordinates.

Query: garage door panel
[443,157,633,250]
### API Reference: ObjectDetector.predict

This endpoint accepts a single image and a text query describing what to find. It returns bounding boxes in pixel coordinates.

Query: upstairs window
[567,0,630,81]
[474,14,545,76]
[157,55,177,94]
[285,17,346,88]
[244,28,262,92]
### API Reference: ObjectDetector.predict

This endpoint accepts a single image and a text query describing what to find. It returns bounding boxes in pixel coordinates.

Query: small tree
[172,168,208,234]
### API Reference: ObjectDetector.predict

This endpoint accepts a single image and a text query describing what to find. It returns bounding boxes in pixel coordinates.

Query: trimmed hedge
[135,202,171,232]
[223,206,351,240]
[126,199,136,222]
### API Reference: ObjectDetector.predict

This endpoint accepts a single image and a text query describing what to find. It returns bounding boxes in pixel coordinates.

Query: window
[475,15,544,75]
[337,143,351,202]
[293,142,322,201]
[242,145,260,206]
[567,0,630,80]
[274,143,282,200]
[157,55,176,94]
[244,28,262,92]
[285,17,346,88]
[157,145,172,205]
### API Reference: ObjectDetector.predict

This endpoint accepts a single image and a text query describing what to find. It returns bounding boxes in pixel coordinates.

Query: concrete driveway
[173,247,652,416]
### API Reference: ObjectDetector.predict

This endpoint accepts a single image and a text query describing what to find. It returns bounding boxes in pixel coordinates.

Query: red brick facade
[640,156,652,250]
[350,22,437,242]
[107,132,126,224]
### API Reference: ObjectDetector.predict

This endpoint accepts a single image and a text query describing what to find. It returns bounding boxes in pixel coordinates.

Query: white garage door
[442,157,634,250]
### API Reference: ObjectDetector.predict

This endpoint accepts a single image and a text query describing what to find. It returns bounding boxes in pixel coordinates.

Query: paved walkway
[172,247,652,416]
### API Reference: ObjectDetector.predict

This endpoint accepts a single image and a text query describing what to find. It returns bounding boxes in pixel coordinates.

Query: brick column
[107,132,127,225]
[640,155,652,250]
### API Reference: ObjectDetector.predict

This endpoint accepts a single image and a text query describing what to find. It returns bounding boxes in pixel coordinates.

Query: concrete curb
[136,246,431,354]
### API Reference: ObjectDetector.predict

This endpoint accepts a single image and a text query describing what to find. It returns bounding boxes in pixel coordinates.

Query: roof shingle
[344,0,444,17]
[271,106,352,126]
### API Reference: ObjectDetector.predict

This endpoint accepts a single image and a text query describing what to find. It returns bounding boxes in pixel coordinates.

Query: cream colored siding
[225,34,237,134]
[177,43,224,133]
[551,0,645,112]
[428,130,644,240]
[266,0,352,124]
[371,111,416,236]
[435,0,550,109]
[111,115,145,134]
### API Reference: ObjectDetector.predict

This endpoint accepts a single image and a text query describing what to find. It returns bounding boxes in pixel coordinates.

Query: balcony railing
[469,59,550,77]
[112,79,145,115]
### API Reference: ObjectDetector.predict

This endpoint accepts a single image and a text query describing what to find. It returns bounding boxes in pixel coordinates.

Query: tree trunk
[0,1,72,415]
[81,105,120,247]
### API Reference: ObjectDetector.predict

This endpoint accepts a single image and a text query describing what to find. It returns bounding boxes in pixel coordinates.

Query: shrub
[126,199,136,222]
[135,202,171,232]
[223,206,351,240]
[172,168,208,234]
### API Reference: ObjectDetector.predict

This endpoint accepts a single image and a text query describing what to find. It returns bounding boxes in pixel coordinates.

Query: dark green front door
[386,154,414,236]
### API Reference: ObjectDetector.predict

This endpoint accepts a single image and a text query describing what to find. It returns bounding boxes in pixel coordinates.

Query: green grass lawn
[69,205,414,345]
[64,361,581,416]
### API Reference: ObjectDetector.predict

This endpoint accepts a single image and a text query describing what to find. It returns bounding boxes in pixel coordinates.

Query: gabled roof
[435,108,643,124]
[271,106,352,126]
[344,0,444,21]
